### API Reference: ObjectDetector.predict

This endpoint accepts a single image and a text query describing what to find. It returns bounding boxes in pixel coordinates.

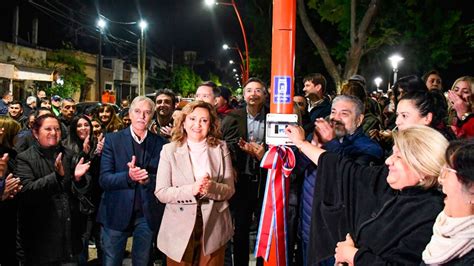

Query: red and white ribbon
[255,145,295,265]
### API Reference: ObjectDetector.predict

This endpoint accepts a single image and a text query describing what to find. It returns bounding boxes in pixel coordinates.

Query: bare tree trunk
[297,0,342,89]
[297,0,380,92]
[343,0,380,80]
[351,0,356,45]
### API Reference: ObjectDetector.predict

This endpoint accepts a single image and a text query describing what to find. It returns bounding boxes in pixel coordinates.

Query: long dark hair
[63,115,95,155]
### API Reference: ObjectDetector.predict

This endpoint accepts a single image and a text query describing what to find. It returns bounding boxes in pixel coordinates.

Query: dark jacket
[15,143,89,264]
[97,128,166,232]
[308,153,443,265]
[0,146,18,265]
[307,96,331,133]
[220,106,269,173]
[299,128,383,245]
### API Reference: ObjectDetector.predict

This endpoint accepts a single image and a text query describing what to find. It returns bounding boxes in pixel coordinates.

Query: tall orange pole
[269,0,296,115]
[265,0,296,265]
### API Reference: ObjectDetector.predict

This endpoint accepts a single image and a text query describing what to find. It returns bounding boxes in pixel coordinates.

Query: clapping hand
[1,174,22,201]
[95,133,105,155]
[83,135,91,154]
[74,157,91,181]
[55,153,65,177]
[314,118,335,144]
[160,124,173,137]
[238,138,265,160]
[0,153,9,177]
[192,174,212,197]
[127,156,149,184]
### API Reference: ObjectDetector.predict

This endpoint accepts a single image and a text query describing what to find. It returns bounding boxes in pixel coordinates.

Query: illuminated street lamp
[223,43,245,77]
[206,0,249,83]
[374,77,382,91]
[96,17,106,102]
[138,19,148,96]
[229,60,234,64]
[388,54,403,84]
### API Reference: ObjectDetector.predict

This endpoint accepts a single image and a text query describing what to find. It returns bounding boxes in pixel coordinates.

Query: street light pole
[223,43,246,82]
[388,54,403,86]
[374,77,382,92]
[206,0,250,82]
[139,20,148,96]
[97,18,106,102]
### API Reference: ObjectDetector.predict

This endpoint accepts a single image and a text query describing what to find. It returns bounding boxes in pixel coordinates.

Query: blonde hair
[171,101,221,147]
[392,125,448,189]
[450,76,473,95]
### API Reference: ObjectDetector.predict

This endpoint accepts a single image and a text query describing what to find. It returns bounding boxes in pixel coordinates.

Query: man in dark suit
[221,77,269,265]
[303,73,331,133]
[98,96,167,266]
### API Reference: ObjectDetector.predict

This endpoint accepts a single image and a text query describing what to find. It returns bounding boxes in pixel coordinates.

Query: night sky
[0,0,249,64]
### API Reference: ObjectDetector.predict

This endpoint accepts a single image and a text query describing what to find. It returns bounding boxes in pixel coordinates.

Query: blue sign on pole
[273,76,291,104]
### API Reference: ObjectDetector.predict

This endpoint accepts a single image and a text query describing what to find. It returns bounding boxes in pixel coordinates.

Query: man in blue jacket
[98,96,167,266]
[297,95,383,265]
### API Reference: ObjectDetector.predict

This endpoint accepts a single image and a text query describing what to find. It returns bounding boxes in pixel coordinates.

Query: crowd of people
[0,71,472,266]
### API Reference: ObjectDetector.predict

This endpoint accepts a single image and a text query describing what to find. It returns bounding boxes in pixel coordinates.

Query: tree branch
[351,0,356,44]
[297,0,341,86]
[357,0,380,45]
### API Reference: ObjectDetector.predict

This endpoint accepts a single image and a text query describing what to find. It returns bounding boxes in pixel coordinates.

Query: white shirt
[130,127,148,144]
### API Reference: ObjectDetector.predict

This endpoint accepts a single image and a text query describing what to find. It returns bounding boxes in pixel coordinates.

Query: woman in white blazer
[155,101,235,265]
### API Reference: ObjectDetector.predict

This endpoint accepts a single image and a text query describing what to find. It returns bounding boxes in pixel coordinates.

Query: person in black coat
[286,125,449,265]
[62,114,105,264]
[0,116,22,265]
[15,114,91,265]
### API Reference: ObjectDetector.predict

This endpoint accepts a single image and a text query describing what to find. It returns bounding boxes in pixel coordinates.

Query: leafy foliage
[44,49,87,98]
[169,66,203,97]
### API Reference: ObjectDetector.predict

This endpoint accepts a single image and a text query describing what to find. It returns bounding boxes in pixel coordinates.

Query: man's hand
[315,118,336,143]
[1,174,22,201]
[160,125,173,137]
[238,138,265,160]
[284,125,306,147]
[127,156,149,183]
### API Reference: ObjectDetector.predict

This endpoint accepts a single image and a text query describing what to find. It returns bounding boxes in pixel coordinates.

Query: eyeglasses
[439,165,457,180]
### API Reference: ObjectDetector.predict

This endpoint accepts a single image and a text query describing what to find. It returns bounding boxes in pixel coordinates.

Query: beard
[330,119,348,138]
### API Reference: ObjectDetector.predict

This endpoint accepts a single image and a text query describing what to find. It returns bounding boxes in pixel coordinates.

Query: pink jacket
[155,140,235,262]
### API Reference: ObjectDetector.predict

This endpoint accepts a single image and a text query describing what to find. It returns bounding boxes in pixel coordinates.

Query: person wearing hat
[215,86,233,118]
[51,95,62,116]
[348,74,367,87]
